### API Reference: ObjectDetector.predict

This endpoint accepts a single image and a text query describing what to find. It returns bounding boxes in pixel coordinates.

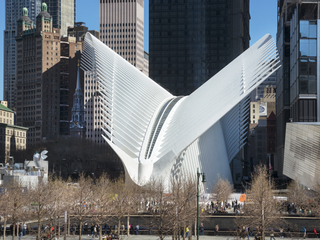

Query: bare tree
[169,174,197,240]
[3,180,28,240]
[67,173,93,240]
[109,176,141,238]
[28,176,57,240]
[145,178,175,240]
[212,175,233,208]
[286,180,309,215]
[240,164,281,240]
[91,173,113,240]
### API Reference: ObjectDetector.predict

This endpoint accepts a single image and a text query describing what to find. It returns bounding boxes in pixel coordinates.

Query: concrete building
[283,122,320,189]
[3,0,42,110]
[0,103,28,164]
[15,3,83,144]
[42,0,76,36]
[0,159,48,188]
[250,86,276,124]
[149,0,250,96]
[251,72,276,101]
[249,86,276,173]
[99,0,146,72]
[276,1,320,177]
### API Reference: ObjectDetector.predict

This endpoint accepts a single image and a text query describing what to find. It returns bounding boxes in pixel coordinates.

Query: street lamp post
[197,168,206,240]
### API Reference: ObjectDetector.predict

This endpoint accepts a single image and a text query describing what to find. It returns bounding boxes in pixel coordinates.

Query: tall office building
[15,3,82,145]
[276,1,320,177]
[99,0,145,72]
[3,0,41,109]
[149,0,250,96]
[86,0,147,145]
[42,0,76,36]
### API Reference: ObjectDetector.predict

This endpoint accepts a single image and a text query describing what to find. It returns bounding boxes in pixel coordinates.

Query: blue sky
[0,0,277,100]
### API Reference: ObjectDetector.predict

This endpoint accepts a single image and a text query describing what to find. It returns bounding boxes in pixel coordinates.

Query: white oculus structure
[81,33,280,187]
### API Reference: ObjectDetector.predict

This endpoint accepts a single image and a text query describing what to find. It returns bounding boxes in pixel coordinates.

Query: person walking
[185,226,189,238]
[18,223,23,240]
[270,229,276,240]
[314,228,318,238]
[302,227,307,239]
[91,223,94,237]
[23,223,27,236]
[200,223,204,236]
[149,222,153,235]
[94,225,97,238]
[215,224,219,236]
[135,224,139,235]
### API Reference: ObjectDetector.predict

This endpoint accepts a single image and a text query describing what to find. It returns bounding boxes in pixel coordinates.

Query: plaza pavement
[5,235,318,240]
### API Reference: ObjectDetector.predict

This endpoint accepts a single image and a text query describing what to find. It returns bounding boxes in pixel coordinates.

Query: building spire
[76,60,81,90]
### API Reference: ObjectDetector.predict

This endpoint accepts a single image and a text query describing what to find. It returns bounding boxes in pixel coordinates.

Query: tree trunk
[3,217,6,240]
[118,219,121,237]
[12,221,15,240]
[182,222,185,240]
[58,215,60,239]
[68,217,70,235]
[37,218,41,240]
[262,202,265,240]
[194,218,196,237]
[78,219,82,240]
[127,215,130,236]
[99,221,102,240]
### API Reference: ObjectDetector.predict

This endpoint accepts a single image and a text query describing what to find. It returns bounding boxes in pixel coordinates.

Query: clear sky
[0,0,277,100]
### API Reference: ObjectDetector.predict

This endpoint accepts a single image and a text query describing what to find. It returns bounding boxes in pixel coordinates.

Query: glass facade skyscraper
[276,1,320,177]
[149,0,250,96]
[3,0,41,109]
[42,0,76,36]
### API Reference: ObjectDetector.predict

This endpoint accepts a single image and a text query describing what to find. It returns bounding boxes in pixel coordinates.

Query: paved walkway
[3,235,317,240]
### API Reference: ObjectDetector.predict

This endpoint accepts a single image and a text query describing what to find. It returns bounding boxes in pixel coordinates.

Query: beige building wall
[250,86,276,124]
[99,0,144,71]
[250,102,259,124]
[0,103,27,164]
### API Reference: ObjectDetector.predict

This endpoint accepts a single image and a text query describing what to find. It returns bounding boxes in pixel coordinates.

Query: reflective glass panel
[308,58,317,75]
[309,21,317,38]
[309,39,317,57]
[300,21,309,38]
[300,77,308,94]
[300,39,308,56]
[309,76,317,94]
[300,59,308,75]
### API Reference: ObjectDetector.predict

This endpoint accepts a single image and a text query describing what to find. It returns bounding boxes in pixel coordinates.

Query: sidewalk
[5,235,319,240]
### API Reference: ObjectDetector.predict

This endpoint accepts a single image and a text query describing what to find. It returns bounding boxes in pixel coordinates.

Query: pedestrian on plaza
[84,222,88,235]
[280,227,283,238]
[149,222,153,235]
[215,224,219,236]
[94,225,98,238]
[135,224,139,235]
[200,223,204,236]
[302,227,307,239]
[91,223,94,237]
[18,223,23,240]
[314,228,318,238]
[270,229,276,240]
[245,226,249,240]
[287,225,291,238]
[130,224,133,235]
[23,223,27,236]
[185,226,189,238]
